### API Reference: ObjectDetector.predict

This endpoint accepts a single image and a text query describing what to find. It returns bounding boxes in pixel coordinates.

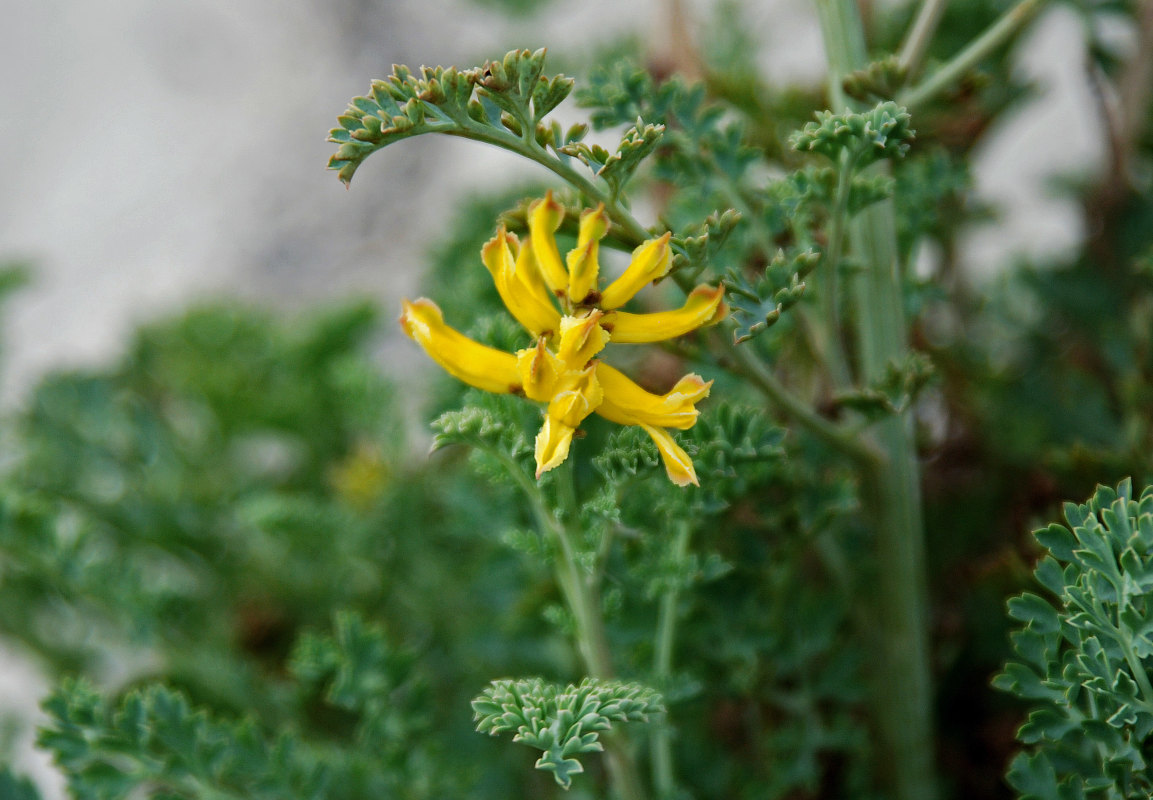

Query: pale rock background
[0,0,1105,794]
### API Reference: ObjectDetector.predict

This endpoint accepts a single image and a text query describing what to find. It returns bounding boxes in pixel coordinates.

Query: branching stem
[718,334,877,466]
[899,0,1048,110]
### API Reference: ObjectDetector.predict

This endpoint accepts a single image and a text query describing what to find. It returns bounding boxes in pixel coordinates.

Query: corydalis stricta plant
[401,193,725,485]
[327,51,727,485]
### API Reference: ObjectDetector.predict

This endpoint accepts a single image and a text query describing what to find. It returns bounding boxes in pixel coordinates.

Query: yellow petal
[528,191,569,296]
[399,298,520,394]
[547,365,603,428]
[534,415,576,478]
[594,363,711,430]
[640,424,699,487]
[556,311,610,369]
[516,338,564,403]
[566,204,609,305]
[482,227,561,337]
[516,234,554,309]
[599,232,673,309]
[605,284,727,343]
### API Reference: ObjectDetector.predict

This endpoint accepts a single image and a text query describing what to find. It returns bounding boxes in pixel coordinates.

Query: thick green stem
[816,0,867,112]
[650,521,692,799]
[851,183,939,800]
[816,2,938,799]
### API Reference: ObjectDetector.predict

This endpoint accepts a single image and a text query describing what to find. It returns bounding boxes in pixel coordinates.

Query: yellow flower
[400,192,726,486]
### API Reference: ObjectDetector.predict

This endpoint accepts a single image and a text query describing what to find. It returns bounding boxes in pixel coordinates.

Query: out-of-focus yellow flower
[400,192,726,486]
[330,442,391,510]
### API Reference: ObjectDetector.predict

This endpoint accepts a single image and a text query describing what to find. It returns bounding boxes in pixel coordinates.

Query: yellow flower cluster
[401,193,725,486]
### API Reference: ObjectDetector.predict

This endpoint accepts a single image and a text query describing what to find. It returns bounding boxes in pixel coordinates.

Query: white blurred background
[0,0,1105,794]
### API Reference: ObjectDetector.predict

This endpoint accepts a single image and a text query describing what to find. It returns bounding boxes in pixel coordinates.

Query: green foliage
[40,679,327,800]
[0,261,30,299]
[289,611,416,717]
[833,352,936,418]
[842,56,909,103]
[329,48,575,185]
[0,768,42,800]
[472,678,663,788]
[10,0,1145,797]
[0,302,401,679]
[328,46,674,212]
[38,613,442,800]
[574,60,766,255]
[790,102,915,167]
[431,390,539,489]
[667,451,875,800]
[466,0,555,14]
[725,248,816,343]
[683,402,787,499]
[995,480,1153,799]
[892,148,978,257]
[558,118,665,201]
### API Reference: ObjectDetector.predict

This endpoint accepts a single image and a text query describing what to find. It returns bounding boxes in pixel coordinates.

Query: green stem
[719,334,876,466]
[897,0,950,78]
[816,0,868,111]
[899,0,1048,110]
[650,521,692,799]
[450,123,653,245]
[815,155,857,390]
[1120,636,1153,706]
[553,461,648,800]
[816,2,938,799]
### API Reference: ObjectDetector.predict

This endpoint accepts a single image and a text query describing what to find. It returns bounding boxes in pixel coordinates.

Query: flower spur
[400,193,725,486]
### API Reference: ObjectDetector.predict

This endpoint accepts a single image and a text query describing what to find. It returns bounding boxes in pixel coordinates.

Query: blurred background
[0,0,1101,401]
[0,0,1118,796]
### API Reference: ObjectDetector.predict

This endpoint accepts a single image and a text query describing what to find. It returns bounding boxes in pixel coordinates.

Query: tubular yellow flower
[605,284,727,343]
[593,363,711,430]
[640,424,699,487]
[565,204,609,305]
[402,196,725,485]
[517,338,564,403]
[599,233,673,309]
[535,415,576,477]
[527,191,569,296]
[399,298,521,395]
[556,310,610,369]
[549,365,603,428]
[482,227,561,337]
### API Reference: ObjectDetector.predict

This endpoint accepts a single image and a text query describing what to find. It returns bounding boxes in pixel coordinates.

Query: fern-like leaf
[472,677,663,789]
[996,479,1153,799]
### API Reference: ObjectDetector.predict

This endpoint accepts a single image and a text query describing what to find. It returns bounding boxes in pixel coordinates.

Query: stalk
[897,0,950,78]
[650,521,692,799]
[552,460,648,800]
[817,152,858,391]
[815,2,938,800]
[899,0,1047,110]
